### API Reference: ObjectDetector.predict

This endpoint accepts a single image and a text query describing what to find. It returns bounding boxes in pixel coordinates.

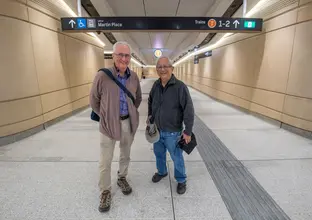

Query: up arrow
[233,20,240,28]
[69,20,76,28]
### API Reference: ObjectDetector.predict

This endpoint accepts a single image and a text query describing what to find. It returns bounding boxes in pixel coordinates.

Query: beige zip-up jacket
[89,66,142,140]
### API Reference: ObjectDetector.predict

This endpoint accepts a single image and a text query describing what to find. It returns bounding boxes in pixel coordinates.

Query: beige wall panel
[300,0,312,6]
[220,37,259,86]
[192,62,200,76]
[96,47,104,67]
[200,57,214,78]
[287,21,312,98]
[0,17,40,101]
[0,115,43,137]
[72,97,89,111]
[297,3,312,22]
[218,82,253,101]
[263,9,298,32]
[218,32,260,48]
[88,83,93,92]
[282,114,312,131]
[186,61,194,75]
[85,46,104,82]
[26,1,60,20]
[65,37,89,87]
[191,80,250,110]
[263,3,298,21]
[283,96,312,121]
[104,59,113,68]
[251,89,285,112]
[30,25,70,93]
[254,26,295,92]
[41,89,71,113]
[43,103,72,123]
[250,103,282,121]
[27,7,60,31]
[190,76,252,101]
[217,91,250,110]
[204,47,223,80]
[0,96,42,126]
[1,0,28,20]
[65,33,104,48]
[191,82,218,99]
[147,67,158,78]
[71,84,91,101]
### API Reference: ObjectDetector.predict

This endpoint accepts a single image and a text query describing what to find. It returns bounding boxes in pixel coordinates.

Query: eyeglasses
[156,65,172,70]
[114,53,131,59]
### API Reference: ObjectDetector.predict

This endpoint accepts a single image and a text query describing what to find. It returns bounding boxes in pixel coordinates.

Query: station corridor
[2,0,312,219]
[1,78,312,220]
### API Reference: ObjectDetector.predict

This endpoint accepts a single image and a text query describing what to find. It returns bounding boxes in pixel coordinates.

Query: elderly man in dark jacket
[147,56,194,194]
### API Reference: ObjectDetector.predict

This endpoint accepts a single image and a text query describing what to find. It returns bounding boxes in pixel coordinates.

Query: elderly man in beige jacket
[90,41,142,212]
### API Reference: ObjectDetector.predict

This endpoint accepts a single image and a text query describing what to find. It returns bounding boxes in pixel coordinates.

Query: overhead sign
[61,17,263,33]
[198,50,212,59]
[194,55,199,64]
[154,49,162,58]
[194,50,212,64]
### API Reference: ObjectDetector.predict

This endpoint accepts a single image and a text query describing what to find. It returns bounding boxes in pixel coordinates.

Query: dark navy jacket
[148,74,194,135]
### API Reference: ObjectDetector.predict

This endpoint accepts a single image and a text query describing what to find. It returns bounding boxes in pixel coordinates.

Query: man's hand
[146,115,152,124]
[182,132,191,144]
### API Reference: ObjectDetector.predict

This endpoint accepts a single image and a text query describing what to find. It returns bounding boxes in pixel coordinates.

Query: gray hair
[156,56,173,66]
[113,41,132,54]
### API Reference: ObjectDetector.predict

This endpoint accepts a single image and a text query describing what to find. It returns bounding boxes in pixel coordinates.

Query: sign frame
[61,16,263,33]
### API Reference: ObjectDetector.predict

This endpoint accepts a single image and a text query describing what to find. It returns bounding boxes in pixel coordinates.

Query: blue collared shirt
[117,69,130,116]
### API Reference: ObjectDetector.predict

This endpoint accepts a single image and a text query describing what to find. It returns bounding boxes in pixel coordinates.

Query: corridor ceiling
[90,0,236,65]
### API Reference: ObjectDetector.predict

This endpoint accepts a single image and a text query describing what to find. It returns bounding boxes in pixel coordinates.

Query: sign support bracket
[77,0,82,16]
[243,0,247,17]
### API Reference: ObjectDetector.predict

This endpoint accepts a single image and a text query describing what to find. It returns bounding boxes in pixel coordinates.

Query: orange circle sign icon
[208,19,217,28]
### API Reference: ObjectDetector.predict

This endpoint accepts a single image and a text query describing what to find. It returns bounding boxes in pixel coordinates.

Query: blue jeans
[153,130,186,183]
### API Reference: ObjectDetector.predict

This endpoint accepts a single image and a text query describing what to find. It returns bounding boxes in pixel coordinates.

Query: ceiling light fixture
[104,51,113,54]
[173,0,270,66]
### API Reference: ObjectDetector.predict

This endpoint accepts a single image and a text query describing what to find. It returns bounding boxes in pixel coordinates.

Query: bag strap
[149,83,160,124]
[99,68,135,105]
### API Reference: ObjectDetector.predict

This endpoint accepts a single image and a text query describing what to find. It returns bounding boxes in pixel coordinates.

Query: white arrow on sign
[233,20,240,28]
[69,20,76,28]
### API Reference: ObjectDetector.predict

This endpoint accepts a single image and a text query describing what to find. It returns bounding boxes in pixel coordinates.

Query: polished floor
[1,78,312,220]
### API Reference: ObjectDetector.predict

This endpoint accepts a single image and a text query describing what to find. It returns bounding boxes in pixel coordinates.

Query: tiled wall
[0,0,104,137]
[176,0,312,132]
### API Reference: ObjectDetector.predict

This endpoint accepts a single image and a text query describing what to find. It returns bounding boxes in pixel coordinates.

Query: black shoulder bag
[91,68,135,122]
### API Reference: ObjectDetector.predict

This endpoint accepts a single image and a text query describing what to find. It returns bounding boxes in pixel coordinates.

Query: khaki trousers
[98,118,134,193]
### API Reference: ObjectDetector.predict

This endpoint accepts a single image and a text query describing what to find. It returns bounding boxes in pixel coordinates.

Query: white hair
[113,41,132,54]
[156,56,173,66]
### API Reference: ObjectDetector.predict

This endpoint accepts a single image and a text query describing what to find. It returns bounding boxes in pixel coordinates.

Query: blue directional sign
[77,18,86,29]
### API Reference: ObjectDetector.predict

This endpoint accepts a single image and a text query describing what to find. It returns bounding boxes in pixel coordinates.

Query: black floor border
[194,115,291,220]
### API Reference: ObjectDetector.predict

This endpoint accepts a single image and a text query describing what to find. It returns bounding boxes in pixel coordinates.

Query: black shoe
[177,182,186,194]
[99,190,111,212]
[152,173,168,183]
[117,177,132,195]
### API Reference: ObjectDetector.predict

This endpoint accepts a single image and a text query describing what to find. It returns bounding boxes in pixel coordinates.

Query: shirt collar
[156,74,176,86]
[114,63,131,78]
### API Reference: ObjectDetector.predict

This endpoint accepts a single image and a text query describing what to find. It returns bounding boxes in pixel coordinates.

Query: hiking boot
[177,182,186,194]
[99,190,111,212]
[117,177,132,195]
[152,173,168,183]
